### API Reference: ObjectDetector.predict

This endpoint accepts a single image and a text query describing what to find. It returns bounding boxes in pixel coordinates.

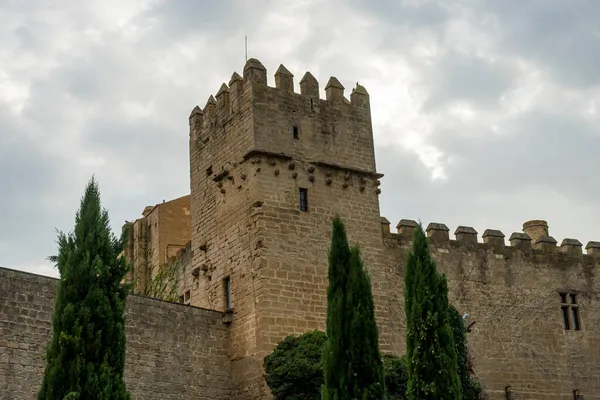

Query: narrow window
[293,125,299,139]
[559,292,581,331]
[184,290,190,302]
[561,306,570,330]
[224,276,232,310]
[299,188,308,211]
[572,308,581,330]
[310,98,314,111]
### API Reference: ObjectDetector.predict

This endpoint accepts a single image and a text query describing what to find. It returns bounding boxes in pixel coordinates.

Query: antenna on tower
[245,35,248,62]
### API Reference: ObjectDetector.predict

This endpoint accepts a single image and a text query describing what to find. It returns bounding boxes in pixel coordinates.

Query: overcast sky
[1,0,599,278]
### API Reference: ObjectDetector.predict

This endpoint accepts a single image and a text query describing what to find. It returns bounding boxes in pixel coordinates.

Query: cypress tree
[404,223,461,400]
[322,216,353,400]
[38,177,131,400]
[322,215,385,400]
[346,246,386,399]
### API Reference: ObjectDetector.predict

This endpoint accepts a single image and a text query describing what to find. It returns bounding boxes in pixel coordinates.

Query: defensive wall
[0,266,230,400]
[126,57,599,399]
[379,218,600,399]
[5,57,597,400]
[184,58,384,398]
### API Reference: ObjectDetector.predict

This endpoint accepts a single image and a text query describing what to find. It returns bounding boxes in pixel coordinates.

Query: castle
[1,59,599,400]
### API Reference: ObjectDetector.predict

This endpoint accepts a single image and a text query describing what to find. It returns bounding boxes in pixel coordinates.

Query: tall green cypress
[322,216,385,400]
[404,223,461,400]
[322,216,353,400]
[38,177,131,400]
[346,246,386,399]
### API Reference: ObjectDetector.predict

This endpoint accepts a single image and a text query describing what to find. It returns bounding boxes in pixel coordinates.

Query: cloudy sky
[1,0,599,278]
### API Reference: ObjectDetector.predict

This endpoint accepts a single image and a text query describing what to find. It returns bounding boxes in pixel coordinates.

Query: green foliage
[322,216,385,400]
[264,331,407,400]
[448,306,485,400]
[38,177,131,400]
[404,223,462,400]
[264,330,328,400]
[382,355,408,400]
[145,261,181,303]
[135,225,181,302]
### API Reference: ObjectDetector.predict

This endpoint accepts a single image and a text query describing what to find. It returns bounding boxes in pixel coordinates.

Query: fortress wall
[0,267,231,400]
[380,219,600,400]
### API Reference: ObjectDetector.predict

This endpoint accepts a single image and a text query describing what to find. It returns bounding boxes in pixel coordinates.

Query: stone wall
[123,195,191,296]
[380,220,600,400]
[0,267,230,400]
[185,58,389,399]
[187,60,262,399]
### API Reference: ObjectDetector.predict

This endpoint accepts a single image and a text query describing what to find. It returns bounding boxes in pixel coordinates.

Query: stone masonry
[175,58,600,399]
[122,194,190,295]
[0,267,230,399]
[1,58,598,400]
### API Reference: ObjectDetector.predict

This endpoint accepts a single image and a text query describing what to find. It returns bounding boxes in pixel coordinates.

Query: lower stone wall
[0,267,230,400]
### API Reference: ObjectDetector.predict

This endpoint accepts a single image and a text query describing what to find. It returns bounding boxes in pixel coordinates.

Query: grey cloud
[430,110,600,203]
[349,0,450,28]
[0,112,69,267]
[143,0,277,37]
[421,52,516,111]
[1,0,599,278]
[476,0,600,87]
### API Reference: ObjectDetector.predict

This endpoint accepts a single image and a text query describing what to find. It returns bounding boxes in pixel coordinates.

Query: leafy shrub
[264,331,408,400]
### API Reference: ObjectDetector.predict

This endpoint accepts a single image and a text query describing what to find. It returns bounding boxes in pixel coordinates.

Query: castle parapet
[426,223,450,242]
[244,58,267,85]
[586,241,600,256]
[396,219,418,237]
[561,238,583,255]
[350,84,369,109]
[533,235,557,252]
[300,72,319,97]
[523,220,549,244]
[380,217,391,234]
[482,229,505,249]
[216,83,230,109]
[454,226,477,244]
[382,217,599,257]
[325,77,345,102]
[229,72,243,92]
[509,232,531,249]
[275,64,294,92]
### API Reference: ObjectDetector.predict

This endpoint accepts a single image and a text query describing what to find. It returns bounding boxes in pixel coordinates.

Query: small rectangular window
[224,276,232,310]
[561,306,570,330]
[572,308,580,330]
[293,125,299,139]
[299,188,308,211]
[559,292,581,331]
[185,290,190,302]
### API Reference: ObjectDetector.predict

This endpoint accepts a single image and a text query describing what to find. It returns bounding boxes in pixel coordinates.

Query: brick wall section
[380,226,600,400]
[0,267,231,400]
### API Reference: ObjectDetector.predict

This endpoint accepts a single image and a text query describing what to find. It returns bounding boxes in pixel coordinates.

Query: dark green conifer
[404,223,461,400]
[322,216,385,400]
[38,177,131,400]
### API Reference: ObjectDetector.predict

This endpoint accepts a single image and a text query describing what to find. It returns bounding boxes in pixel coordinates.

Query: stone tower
[187,58,387,399]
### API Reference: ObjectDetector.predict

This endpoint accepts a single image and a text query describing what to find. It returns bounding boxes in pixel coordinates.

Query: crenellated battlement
[381,218,600,257]
[188,58,377,179]
[188,58,371,129]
